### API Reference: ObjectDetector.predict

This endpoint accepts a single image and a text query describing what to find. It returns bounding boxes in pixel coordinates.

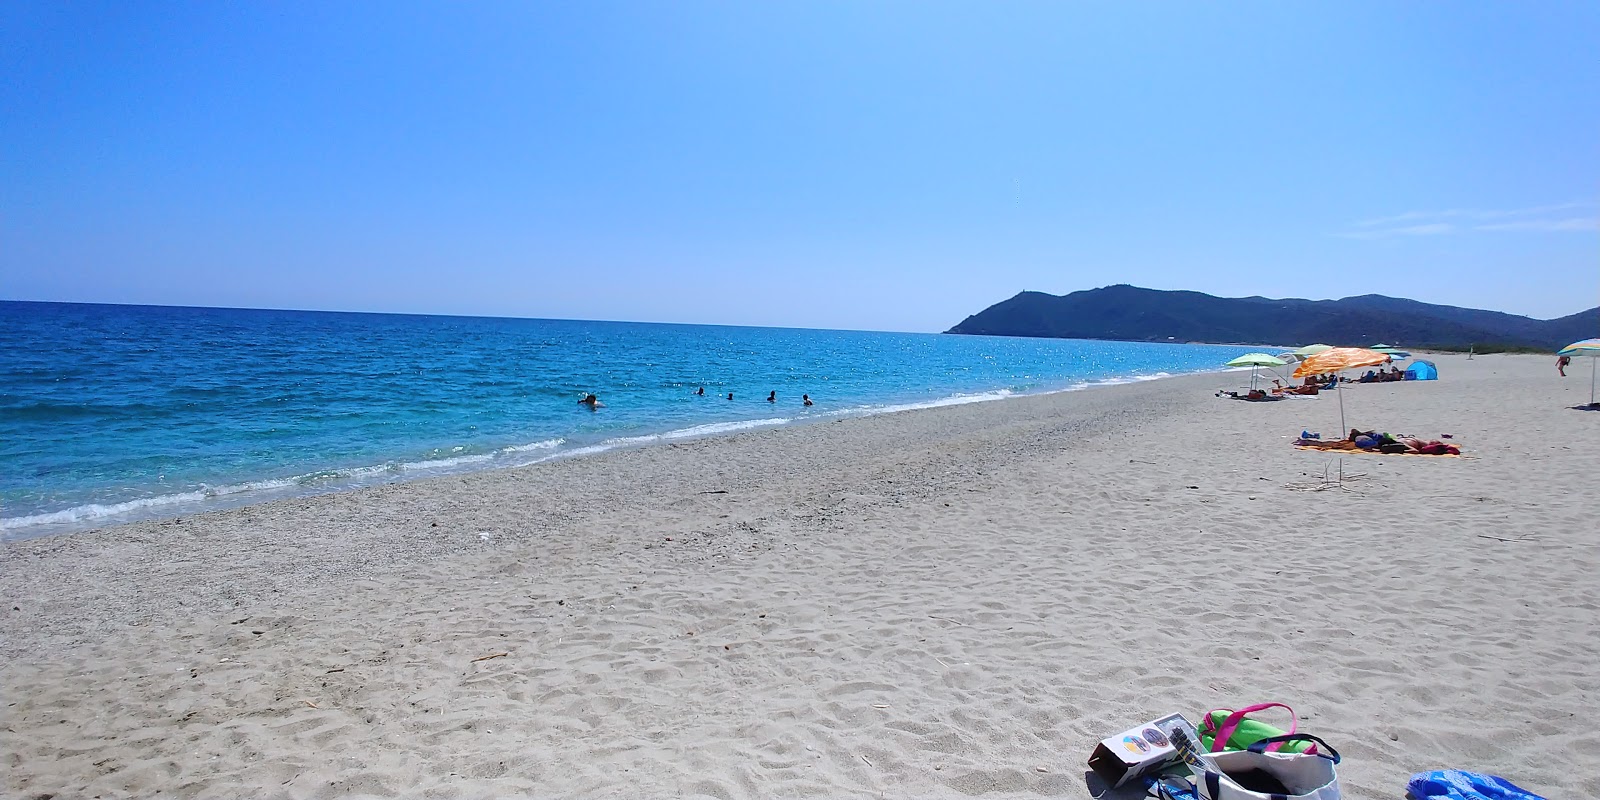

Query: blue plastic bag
[1406,770,1545,800]
[1146,775,1199,800]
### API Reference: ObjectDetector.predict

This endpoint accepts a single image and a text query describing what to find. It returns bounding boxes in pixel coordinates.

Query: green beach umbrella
[1293,343,1334,357]
[1226,352,1287,391]
[1558,338,1600,407]
[1371,345,1410,357]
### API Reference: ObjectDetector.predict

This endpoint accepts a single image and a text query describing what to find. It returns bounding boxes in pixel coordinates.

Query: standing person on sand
[1558,356,1570,377]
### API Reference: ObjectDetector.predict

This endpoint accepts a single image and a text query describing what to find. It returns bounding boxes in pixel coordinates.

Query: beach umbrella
[1272,353,1305,384]
[1226,352,1287,391]
[1294,343,1334,357]
[1371,345,1411,360]
[1558,338,1600,407]
[1293,347,1389,435]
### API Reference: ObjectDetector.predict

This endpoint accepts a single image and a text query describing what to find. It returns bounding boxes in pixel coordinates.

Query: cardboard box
[1086,712,1189,789]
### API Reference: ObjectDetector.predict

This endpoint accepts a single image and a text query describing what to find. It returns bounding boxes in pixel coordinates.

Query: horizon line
[4,285,1595,329]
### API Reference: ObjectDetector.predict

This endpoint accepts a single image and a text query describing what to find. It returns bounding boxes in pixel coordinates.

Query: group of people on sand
[580,388,816,410]
[1269,373,1339,396]
[1355,366,1407,383]
[1295,429,1461,456]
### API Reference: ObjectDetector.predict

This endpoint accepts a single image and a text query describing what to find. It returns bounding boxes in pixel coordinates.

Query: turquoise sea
[1,301,1244,539]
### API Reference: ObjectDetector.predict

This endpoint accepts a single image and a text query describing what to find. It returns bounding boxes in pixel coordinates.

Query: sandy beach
[3,352,1596,799]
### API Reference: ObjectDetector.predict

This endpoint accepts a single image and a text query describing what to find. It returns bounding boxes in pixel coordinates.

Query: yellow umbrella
[1292,347,1389,436]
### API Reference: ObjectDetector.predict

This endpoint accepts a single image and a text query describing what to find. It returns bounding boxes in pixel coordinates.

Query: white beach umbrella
[1558,338,1600,407]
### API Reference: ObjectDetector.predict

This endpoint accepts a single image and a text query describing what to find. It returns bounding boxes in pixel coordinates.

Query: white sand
[4,353,1597,799]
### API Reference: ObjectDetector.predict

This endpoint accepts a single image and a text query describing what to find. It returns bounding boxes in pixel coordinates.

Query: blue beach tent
[1404,360,1438,380]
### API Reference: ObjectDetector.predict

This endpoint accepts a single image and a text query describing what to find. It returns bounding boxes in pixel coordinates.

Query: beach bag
[1201,703,1317,754]
[1196,735,1341,800]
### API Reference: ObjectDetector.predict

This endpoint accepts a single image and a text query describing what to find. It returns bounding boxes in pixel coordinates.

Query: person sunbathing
[1218,388,1276,400]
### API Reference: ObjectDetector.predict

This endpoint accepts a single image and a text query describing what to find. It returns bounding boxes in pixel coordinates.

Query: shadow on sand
[1085,770,1170,799]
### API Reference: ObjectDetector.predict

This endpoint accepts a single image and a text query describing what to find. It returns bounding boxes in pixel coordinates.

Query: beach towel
[1293,439,1461,456]
[1406,771,1545,800]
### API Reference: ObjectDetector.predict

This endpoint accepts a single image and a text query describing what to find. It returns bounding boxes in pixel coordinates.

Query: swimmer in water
[578,393,603,409]
[696,386,705,396]
[802,394,813,407]
[767,391,776,403]
[727,392,734,401]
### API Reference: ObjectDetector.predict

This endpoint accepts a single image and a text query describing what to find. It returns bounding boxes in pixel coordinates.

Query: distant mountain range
[945,285,1598,351]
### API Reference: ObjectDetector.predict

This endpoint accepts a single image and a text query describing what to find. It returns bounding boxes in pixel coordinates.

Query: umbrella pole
[1338,383,1347,437]
[1592,358,1596,406]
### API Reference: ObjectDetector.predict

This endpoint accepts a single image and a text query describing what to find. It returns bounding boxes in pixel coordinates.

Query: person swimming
[578,393,603,409]
[696,386,705,396]
[767,391,776,403]
[802,394,813,406]
[726,392,734,400]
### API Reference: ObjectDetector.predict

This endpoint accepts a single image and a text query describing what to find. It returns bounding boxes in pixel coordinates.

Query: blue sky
[3,2,1596,331]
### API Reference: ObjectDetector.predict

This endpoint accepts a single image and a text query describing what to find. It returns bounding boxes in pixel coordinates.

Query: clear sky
[3,2,1597,332]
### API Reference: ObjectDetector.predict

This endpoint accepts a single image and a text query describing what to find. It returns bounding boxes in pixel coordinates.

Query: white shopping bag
[1158,717,1341,800]
[1196,740,1341,800]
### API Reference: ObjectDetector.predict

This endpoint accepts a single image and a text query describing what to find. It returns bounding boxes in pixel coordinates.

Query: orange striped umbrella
[1292,347,1388,379]
[1291,347,1389,436]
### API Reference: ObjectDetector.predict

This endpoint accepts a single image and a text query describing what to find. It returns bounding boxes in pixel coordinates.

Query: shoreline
[4,353,1596,798]
[1,366,1210,540]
